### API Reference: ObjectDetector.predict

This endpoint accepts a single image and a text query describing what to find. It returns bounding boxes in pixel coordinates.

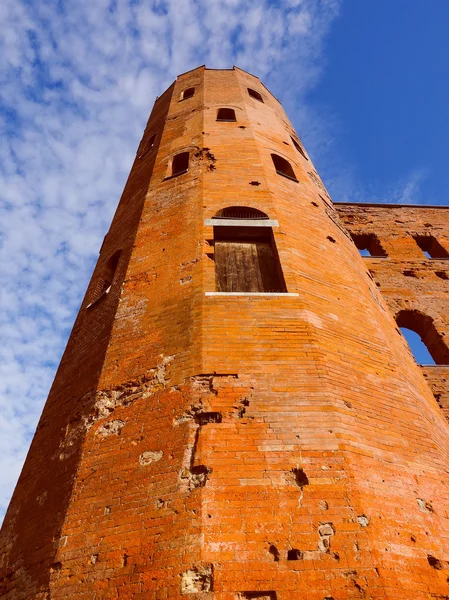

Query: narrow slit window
[413,235,449,259]
[271,154,297,181]
[396,310,449,365]
[171,152,189,177]
[138,133,156,159]
[247,88,264,102]
[290,136,308,160]
[350,233,387,258]
[217,108,236,122]
[182,87,195,100]
[213,223,286,293]
[87,250,121,308]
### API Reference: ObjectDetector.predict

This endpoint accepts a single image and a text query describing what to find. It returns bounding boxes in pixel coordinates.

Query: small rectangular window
[214,227,286,293]
[182,87,195,100]
[217,108,236,122]
[247,88,264,102]
[413,235,449,259]
[350,233,387,257]
[171,152,189,176]
[138,133,156,159]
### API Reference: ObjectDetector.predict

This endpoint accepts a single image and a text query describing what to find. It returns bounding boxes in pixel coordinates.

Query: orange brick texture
[1,66,449,600]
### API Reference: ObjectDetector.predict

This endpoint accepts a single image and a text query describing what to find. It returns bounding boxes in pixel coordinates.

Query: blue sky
[1,0,447,520]
[309,0,449,203]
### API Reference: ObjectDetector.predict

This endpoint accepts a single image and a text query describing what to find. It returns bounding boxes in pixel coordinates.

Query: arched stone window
[396,310,449,365]
[214,206,269,220]
[211,207,286,293]
[217,108,237,122]
[182,87,195,100]
[247,88,264,102]
[271,154,298,182]
[87,250,121,308]
[172,152,189,177]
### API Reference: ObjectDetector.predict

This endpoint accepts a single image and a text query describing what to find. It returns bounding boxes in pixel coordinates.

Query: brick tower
[2,66,449,599]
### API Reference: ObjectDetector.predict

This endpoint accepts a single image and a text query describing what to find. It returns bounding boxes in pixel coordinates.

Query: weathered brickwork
[1,67,449,599]
[336,203,449,422]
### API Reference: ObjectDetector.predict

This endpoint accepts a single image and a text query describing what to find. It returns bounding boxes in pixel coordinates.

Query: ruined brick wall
[335,203,449,421]
[2,67,449,600]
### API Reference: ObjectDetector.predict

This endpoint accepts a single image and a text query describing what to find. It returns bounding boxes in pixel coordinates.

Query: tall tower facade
[2,66,449,599]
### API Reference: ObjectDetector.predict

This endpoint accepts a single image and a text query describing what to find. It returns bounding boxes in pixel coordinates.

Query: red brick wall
[2,67,449,600]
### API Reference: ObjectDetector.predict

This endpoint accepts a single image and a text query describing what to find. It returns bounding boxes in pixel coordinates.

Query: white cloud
[0,0,341,520]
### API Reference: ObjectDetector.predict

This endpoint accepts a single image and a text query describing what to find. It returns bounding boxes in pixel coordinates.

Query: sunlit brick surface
[2,67,449,599]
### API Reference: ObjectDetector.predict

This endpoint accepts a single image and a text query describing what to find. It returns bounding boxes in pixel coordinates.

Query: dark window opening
[217,108,236,122]
[172,152,189,176]
[350,233,387,258]
[214,226,286,293]
[271,154,297,181]
[290,136,308,160]
[287,549,302,560]
[87,250,121,308]
[414,235,449,259]
[138,133,156,159]
[435,271,449,280]
[247,88,264,102]
[182,87,195,100]
[396,310,449,365]
[214,206,269,220]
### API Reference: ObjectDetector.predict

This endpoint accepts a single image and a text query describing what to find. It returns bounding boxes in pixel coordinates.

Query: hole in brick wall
[86,249,122,308]
[396,310,449,364]
[292,467,309,488]
[436,271,449,280]
[194,411,222,425]
[249,181,261,186]
[327,236,336,243]
[287,548,302,560]
[182,87,195,100]
[172,152,189,176]
[271,154,298,182]
[403,269,418,278]
[247,88,264,102]
[290,135,308,160]
[268,544,280,561]
[414,235,449,259]
[428,555,443,570]
[311,201,319,207]
[239,125,246,129]
[217,108,236,122]
[350,233,387,257]
[238,593,277,600]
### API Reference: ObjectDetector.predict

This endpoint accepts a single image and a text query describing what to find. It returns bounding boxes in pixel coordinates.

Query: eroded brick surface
[1,67,449,600]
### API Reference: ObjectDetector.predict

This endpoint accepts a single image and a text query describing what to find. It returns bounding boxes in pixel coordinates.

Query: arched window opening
[214,206,269,220]
[396,310,449,365]
[413,235,449,259]
[182,87,195,100]
[217,108,236,122]
[138,133,156,159]
[172,152,189,177]
[248,88,264,103]
[290,136,308,160]
[213,218,286,293]
[350,233,387,257]
[87,250,121,308]
[271,154,297,182]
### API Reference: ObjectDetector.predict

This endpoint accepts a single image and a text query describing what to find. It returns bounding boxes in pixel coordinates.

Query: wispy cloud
[0,0,341,519]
